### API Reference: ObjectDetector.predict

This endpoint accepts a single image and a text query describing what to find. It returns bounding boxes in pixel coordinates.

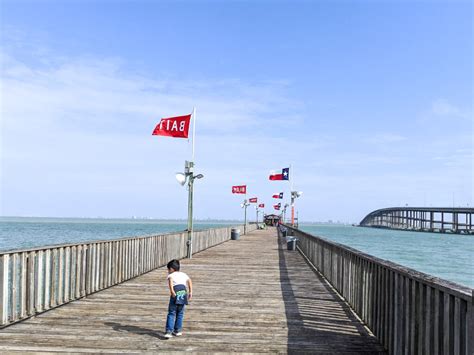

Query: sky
[0,0,472,223]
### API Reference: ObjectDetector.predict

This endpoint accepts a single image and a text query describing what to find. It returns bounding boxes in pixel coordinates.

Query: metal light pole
[291,191,303,227]
[256,206,259,225]
[282,203,289,224]
[186,162,194,258]
[176,161,203,259]
[241,200,250,234]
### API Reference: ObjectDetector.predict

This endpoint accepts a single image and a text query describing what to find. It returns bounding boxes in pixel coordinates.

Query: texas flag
[249,197,258,203]
[152,114,191,138]
[273,203,281,210]
[269,168,289,181]
[258,203,265,208]
[272,192,284,199]
[232,185,247,194]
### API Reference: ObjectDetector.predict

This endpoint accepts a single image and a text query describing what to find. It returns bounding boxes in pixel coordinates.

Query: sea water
[300,224,474,289]
[0,217,234,252]
[1,218,472,288]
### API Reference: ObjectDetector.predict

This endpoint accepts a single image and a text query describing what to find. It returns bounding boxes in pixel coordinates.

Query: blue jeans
[165,297,185,333]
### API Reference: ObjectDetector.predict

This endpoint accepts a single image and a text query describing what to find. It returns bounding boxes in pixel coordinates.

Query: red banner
[249,197,258,203]
[152,114,191,138]
[232,185,247,194]
[258,203,265,208]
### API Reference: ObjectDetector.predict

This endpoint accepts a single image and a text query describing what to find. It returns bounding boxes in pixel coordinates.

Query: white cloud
[366,133,407,144]
[1,47,472,222]
[1,49,311,218]
[430,99,471,120]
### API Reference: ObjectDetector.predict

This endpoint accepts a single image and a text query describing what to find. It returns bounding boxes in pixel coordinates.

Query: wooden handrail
[281,224,473,355]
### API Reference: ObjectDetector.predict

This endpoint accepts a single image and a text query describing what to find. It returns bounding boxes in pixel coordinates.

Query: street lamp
[291,191,303,226]
[241,200,250,234]
[282,203,289,224]
[176,160,204,258]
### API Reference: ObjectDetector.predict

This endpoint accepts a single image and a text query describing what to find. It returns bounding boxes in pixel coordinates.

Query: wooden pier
[359,207,474,234]
[0,228,386,353]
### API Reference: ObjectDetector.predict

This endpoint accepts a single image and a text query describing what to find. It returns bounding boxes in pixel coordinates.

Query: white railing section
[0,224,256,327]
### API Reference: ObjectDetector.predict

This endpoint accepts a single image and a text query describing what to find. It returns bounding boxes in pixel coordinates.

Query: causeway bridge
[0,224,472,353]
[360,207,474,234]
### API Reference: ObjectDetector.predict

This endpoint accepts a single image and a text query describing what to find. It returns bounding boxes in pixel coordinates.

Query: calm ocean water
[0,217,234,252]
[1,218,472,288]
[300,224,473,289]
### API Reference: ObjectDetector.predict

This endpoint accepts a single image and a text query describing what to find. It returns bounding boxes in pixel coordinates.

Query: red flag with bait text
[152,114,191,138]
[232,185,247,194]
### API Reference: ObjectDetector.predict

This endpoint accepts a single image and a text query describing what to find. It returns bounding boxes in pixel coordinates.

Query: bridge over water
[1,225,472,354]
[360,207,474,234]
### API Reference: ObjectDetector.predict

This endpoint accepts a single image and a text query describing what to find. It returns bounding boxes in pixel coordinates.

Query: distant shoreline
[0,216,354,225]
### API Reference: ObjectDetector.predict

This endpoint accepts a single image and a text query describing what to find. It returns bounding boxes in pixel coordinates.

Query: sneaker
[164,332,173,339]
[173,331,182,336]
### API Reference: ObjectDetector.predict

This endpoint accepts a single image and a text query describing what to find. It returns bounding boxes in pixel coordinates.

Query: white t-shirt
[167,271,189,287]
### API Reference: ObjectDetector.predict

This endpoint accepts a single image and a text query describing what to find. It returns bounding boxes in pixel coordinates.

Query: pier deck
[0,228,386,353]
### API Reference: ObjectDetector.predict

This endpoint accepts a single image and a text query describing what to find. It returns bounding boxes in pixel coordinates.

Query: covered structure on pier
[264,214,281,226]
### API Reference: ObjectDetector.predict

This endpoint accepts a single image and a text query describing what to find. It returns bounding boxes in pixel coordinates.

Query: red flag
[272,192,284,199]
[249,197,258,203]
[269,167,290,181]
[152,114,191,138]
[258,203,265,208]
[232,185,247,194]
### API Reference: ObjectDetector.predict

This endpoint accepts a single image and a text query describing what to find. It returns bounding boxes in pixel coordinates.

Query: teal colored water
[300,224,474,289]
[1,218,472,289]
[0,217,235,253]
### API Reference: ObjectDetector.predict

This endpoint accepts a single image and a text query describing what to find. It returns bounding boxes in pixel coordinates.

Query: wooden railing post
[0,254,9,324]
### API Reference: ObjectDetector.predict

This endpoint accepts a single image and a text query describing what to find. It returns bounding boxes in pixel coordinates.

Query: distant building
[264,214,281,226]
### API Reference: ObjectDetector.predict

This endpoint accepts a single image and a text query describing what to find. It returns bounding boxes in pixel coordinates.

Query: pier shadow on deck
[278,236,386,354]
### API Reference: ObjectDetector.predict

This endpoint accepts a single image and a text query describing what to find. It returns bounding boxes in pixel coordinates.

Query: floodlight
[175,173,187,186]
[292,191,303,198]
[195,174,204,179]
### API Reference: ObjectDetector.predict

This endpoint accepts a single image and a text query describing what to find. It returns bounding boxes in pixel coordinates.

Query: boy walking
[164,259,193,338]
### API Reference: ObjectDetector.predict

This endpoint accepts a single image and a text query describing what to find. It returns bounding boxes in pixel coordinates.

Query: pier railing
[0,224,256,327]
[282,224,473,355]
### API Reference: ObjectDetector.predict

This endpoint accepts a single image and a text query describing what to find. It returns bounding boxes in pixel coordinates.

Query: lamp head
[195,174,204,179]
[292,191,303,198]
[175,173,187,186]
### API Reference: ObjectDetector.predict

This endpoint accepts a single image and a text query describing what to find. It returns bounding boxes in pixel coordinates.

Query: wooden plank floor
[0,228,386,354]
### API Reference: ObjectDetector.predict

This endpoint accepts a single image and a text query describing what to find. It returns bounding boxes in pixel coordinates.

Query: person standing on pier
[164,259,193,338]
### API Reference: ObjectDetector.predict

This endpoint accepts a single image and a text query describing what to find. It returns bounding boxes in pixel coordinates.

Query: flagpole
[290,163,293,191]
[192,107,196,161]
[290,164,295,226]
[244,188,247,234]
[188,107,196,258]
